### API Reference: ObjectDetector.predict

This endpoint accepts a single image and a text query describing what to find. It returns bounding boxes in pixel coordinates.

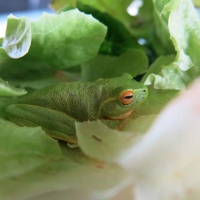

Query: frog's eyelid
[120,91,134,105]
[124,94,133,99]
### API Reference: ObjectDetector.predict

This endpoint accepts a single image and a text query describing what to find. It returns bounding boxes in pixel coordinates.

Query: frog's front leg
[5,104,77,143]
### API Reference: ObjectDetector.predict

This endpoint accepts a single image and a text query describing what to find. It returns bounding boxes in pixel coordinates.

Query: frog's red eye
[120,91,134,105]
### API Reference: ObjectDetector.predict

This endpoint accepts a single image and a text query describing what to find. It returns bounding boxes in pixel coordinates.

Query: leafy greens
[1,0,200,199]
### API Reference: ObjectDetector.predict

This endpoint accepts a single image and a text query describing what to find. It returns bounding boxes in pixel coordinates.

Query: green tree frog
[5,73,148,144]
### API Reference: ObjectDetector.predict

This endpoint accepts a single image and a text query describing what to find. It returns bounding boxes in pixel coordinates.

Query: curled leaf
[0,78,27,97]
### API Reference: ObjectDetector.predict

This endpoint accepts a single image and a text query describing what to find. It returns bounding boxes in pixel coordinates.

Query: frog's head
[99,73,148,120]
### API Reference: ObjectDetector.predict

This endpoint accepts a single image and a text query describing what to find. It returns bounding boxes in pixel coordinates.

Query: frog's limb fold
[5,104,77,143]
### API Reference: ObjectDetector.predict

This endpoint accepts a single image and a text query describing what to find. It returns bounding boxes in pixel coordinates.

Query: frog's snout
[141,87,148,101]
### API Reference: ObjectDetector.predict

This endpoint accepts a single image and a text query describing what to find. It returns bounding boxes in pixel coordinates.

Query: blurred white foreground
[117,79,200,200]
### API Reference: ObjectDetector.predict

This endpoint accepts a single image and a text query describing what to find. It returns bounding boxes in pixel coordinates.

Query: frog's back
[14,81,102,121]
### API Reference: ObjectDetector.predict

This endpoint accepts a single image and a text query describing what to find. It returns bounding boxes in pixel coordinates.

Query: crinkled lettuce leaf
[145,0,200,89]
[0,10,107,69]
[59,2,139,56]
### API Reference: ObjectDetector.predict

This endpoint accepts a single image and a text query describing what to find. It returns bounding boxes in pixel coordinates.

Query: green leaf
[0,38,3,47]
[123,114,158,134]
[29,10,107,68]
[59,2,139,55]
[146,0,200,89]
[0,10,107,70]
[51,0,77,11]
[80,0,133,27]
[51,0,133,28]
[0,122,130,200]
[193,0,200,6]
[142,55,175,82]
[135,86,178,117]
[81,49,148,81]
[76,120,135,162]
[152,0,175,55]
[130,0,154,39]
[144,55,189,90]
[0,125,61,181]
[0,66,58,90]
[2,15,31,58]
[0,78,27,97]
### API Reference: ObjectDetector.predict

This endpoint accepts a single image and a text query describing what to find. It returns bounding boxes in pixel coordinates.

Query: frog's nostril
[143,89,146,92]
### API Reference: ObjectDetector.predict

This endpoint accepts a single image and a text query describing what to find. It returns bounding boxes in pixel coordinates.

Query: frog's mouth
[108,109,134,120]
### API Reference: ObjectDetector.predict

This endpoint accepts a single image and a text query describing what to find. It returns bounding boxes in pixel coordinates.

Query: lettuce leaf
[0,78,27,97]
[145,0,200,89]
[51,0,133,28]
[0,123,129,200]
[81,49,148,81]
[0,10,107,70]
[59,2,139,56]
[2,15,31,59]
